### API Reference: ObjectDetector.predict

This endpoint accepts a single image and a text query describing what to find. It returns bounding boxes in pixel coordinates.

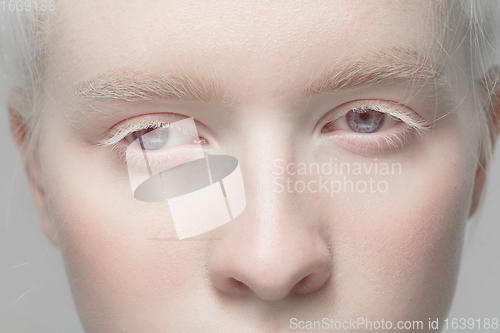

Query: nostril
[230,278,249,291]
[221,278,250,297]
[293,273,327,295]
[294,276,312,294]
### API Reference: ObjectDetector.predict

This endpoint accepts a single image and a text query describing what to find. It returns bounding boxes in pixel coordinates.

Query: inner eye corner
[195,136,209,145]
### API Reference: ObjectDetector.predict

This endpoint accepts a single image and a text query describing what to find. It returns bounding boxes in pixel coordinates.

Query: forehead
[47,0,444,99]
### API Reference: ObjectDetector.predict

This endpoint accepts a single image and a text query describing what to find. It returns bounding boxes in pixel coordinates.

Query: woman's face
[28,0,483,331]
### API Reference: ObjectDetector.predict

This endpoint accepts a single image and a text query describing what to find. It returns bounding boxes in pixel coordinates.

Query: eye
[319,101,432,153]
[125,126,208,151]
[115,119,210,175]
[321,108,400,134]
[126,127,170,150]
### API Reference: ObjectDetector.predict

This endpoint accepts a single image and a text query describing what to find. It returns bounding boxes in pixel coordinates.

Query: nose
[208,196,332,301]
[208,115,332,301]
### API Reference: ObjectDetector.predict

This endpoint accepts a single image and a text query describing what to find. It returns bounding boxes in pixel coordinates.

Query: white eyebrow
[74,48,445,104]
[67,47,448,138]
[74,69,227,103]
[305,48,445,95]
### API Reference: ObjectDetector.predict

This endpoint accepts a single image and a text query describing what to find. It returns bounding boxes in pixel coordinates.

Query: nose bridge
[208,113,332,301]
[235,107,297,198]
[236,111,298,228]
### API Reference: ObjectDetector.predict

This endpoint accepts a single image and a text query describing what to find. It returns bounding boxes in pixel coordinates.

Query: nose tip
[209,239,332,301]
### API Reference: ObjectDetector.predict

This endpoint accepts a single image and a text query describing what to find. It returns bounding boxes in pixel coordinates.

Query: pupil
[359,112,370,121]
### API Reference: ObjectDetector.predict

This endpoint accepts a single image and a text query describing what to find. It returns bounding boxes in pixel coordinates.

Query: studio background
[0,50,499,333]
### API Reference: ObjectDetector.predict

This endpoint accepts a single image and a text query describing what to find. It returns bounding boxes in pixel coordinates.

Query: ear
[469,70,500,218]
[8,93,59,247]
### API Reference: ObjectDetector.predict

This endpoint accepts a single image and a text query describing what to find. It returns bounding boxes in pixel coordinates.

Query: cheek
[315,131,476,319]
[343,172,469,315]
[39,129,210,327]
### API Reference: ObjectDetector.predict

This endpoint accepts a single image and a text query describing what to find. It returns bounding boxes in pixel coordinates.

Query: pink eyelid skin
[319,99,433,154]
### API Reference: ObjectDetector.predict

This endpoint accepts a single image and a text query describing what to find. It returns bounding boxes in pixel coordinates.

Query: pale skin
[9,0,500,332]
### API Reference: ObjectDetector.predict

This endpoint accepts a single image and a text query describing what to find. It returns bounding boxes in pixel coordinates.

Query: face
[27,0,483,332]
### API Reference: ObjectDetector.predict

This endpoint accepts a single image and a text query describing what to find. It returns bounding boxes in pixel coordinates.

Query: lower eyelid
[325,124,417,154]
[117,142,205,173]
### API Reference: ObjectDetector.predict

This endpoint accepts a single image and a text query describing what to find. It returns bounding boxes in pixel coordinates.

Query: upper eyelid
[324,100,433,133]
[98,115,197,148]
[99,121,173,147]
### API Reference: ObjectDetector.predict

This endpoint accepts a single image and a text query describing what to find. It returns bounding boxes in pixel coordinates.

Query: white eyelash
[340,104,433,135]
[98,119,196,148]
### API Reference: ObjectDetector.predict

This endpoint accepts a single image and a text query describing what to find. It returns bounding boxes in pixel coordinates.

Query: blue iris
[347,109,385,133]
